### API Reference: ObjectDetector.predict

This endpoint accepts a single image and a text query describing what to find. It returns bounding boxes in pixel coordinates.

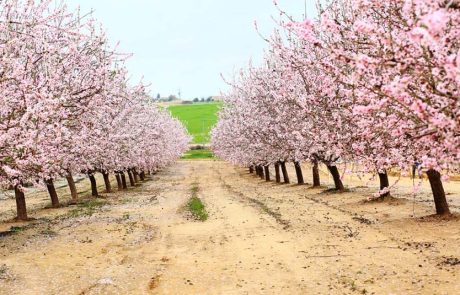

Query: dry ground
[0,161,459,295]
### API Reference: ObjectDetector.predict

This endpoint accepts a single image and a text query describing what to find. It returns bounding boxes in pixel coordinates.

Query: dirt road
[0,161,459,294]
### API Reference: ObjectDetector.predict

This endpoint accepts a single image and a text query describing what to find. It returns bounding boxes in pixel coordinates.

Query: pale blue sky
[66,0,317,99]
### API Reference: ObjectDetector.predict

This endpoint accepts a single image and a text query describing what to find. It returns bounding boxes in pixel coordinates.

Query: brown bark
[102,172,112,193]
[66,173,78,202]
[140,171,145,181]
[259,166,265,179]
[275,162,281,183]
[15,184,28,221]
[378,170,390,198]
[294,161,305,185]
[120,172,128,189]
[127,169,135,187]
[312,160,321,187]
[88,174,98,197]
[249,166,254,174]
[426,169,451,215]
[280,161,290,184]
[115,173,123,191]
[326,165,344,192]
[133,169,139,183]
[264,166,270,182]
[45,179,60,208]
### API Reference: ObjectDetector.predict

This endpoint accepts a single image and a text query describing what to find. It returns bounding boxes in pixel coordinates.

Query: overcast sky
[66,0,317,99]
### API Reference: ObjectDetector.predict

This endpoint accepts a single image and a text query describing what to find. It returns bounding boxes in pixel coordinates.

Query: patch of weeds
[0,264,13,281]
[68,199,107,218]
[40,229,58,237]
[120,198,134,204]
[339,276,366,293]
[191,184,199,195]
[122,213,130,220]
[9,226,27,233]
[187,197,208,221]
[0,265,7,280]
[352,216,374,225]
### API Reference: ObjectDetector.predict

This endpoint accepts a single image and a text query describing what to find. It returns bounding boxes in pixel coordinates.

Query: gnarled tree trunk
[88,173,98,197]
[294,161,304,185]
[66,173,78,202]
[102,172,112,193]
[120,172,128,189]
[280,161,290,184]
[249,166,254,174]
[140,171,145,181]
[426,169,450,215]
[45,179,60,208]
[275,162,281,183]
[312,160,320,187]
[15,184,28,221]
[378,170,390,198]
[326,165,344,192]
[264,166,270,182]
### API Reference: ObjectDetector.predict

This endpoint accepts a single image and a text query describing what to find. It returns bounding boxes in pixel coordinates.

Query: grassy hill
[168,102,222,144]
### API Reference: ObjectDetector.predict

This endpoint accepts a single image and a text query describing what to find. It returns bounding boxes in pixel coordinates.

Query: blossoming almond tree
[0,0,190,220]
[212,0,459,215]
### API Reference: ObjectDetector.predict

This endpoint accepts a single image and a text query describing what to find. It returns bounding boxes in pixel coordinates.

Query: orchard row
[0,0,190,220]
[211,0,459,215]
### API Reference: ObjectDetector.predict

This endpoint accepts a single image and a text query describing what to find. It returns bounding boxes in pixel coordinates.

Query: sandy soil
[0,161,459,295]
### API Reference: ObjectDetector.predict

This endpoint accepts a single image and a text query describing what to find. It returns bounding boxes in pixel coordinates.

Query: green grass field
[181,149,215,160]
[168,102,221,144]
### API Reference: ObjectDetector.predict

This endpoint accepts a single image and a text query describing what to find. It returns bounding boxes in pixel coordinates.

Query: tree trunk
[127,169,135,187]
[102,172,112,193]
[249,166,254,174]
[66,173,78,202]
[15,184,28,221]
[88,174,98,197]
[115,173,123,191]
[275,162,281,183]
[259,166,265,179]
[264,166,270,182]
[140,171,145,181]
[45,179,60,208]
[426,169,451,215]
[312,160,321,187]
[378,170,390,198]
[133,169,139,183]
[280,161,290,184]
[120,172,128,189]
[294,161,304,185]
[326,165,344,192]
